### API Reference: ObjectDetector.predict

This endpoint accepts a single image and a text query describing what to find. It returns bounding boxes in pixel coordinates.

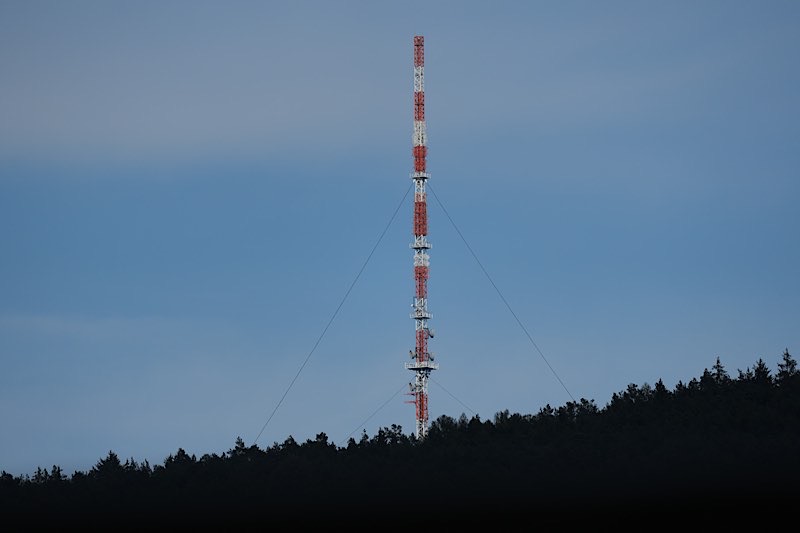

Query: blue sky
[1,1,798,475]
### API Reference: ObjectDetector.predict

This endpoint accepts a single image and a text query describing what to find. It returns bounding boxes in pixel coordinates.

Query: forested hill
[2,351,799,526]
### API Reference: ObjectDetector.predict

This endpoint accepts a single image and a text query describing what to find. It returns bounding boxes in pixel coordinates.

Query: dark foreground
[3,352,798,527]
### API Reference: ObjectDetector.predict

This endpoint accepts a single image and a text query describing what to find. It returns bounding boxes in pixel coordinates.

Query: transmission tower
[405,35,438,439]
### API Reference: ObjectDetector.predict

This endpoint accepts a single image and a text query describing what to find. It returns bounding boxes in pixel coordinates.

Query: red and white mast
[405,35,438,439]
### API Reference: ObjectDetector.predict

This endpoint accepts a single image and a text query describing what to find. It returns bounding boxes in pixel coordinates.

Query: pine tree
[752,358,772,384]
[92,451,124,484]
[711,356,730,384]
[777,348,797,385]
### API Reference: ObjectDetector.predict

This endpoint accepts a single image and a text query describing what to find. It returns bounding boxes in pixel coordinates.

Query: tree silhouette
[752,358,772,384]
[777,349,797,384]
[1,351,797,526]
[92,450,123,483]
[709,356,731,387]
